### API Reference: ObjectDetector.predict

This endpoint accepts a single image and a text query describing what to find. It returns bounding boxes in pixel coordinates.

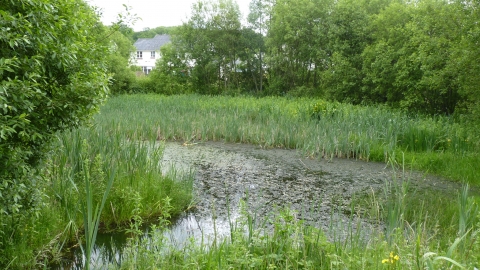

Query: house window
[151,51,155,59]
[136,51,142,59]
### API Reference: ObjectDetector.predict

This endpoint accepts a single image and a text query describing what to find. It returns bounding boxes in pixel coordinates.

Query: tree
[170,0,243,94]
[106,30,137,94]
[321,0,374,103]
[452,0,480,122]
[363,0,464,114]
[247,0,273,92]
[0,0,110,249]
[132,26,179,41]
[266,0,335,95]
[361,2,413,106]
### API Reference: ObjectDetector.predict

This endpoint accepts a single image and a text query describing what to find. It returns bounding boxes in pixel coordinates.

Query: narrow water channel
[58,141,456,268]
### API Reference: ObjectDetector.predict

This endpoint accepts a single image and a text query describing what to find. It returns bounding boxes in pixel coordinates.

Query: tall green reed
[77,140,115,270]
[49,125,193,229]
[25,122,193,268]
[96,94,479,184]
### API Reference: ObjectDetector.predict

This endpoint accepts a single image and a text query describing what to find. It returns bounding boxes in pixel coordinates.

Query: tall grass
[97,94,479,185]
[77,140,115,270]
[5,93,479,268]
[49,126,193,229]
[1,123,193,268]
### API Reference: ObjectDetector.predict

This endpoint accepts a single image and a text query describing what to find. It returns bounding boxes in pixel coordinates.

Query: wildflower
[382,252,400,264]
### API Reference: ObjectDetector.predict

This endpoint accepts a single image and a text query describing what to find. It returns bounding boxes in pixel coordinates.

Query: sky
[86,0,252,31]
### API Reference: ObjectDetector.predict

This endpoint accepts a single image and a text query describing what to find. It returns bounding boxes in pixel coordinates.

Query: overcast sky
[86,0,252,31]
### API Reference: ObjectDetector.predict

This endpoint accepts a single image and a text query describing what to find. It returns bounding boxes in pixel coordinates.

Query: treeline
[118,25,178,41]
[115,0,480,118]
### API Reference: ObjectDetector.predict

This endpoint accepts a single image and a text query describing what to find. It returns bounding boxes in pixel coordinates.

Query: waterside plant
[3,94,479,268]
[99,94,479,185]
[0,125,193,268]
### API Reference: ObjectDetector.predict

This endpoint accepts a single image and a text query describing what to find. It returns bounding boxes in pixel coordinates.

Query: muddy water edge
[59,141,462,268]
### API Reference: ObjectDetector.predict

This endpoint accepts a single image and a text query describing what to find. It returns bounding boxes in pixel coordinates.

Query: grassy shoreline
[1,123,193,268]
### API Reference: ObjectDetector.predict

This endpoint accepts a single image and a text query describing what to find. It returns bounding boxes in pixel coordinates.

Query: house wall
[132,50,159,74]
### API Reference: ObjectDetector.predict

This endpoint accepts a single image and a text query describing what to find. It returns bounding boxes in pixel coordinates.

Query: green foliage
[147,0,267,95]
[321,0,373,103]
[99,94,480,185]
[362,0,463,114]
[132,26,178,41]
[0,0,110,265]
[146,42,193,95]
[50,127,193,228]
[0,121,193,268]
[106,30,137,95]
[77,141,115,270]
[108,205,334,269]
[266,0,334,95]
[452,0,480,124]
[130,0,480,121]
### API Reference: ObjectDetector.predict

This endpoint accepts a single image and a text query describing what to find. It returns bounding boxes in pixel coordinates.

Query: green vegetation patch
[98,94,480,185]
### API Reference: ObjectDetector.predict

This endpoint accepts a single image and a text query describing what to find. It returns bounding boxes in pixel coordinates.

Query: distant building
[133,34,170,74]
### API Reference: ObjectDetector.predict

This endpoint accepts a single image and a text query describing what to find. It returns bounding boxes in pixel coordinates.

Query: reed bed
[5,93,479,268]
[98,94,479,185]
[48,127,193,228]
[3,124,193,268]
[91,94,479,269]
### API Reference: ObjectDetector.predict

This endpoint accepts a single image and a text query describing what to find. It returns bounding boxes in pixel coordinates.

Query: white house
[132,34,171,75]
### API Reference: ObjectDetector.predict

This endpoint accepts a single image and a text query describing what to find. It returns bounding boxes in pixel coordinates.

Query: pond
[57,141,456,268]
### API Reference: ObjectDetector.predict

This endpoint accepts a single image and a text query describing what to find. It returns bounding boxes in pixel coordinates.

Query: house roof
[134,34,171,51]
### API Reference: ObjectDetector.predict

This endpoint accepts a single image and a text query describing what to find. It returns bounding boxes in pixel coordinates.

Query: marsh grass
[5,94,479,268]
[98,94,479,185]
[49,126,193,228]
[89,94,479,269]
[2,123,193,268]
[77,140,115,270]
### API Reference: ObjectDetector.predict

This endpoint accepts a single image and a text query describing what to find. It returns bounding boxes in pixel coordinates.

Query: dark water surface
[57,141,458,268]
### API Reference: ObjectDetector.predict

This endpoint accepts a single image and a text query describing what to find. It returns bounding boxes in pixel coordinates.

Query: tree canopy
[148,0,480,119]
[0,0,110,217]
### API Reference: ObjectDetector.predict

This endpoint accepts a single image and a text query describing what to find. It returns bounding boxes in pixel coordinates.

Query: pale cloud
[86,0,252,31]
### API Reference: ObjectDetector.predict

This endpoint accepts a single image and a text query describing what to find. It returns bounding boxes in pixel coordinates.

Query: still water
[56,141,451,268]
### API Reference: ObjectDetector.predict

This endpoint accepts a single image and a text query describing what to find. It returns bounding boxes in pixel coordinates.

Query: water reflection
[54,211,238,269]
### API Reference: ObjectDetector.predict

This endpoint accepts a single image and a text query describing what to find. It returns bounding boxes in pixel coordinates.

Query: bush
[0,0,110,265]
